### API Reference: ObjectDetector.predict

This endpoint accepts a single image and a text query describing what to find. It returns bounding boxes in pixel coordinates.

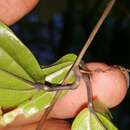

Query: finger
[50,62,128,118]
[0,119,70,130]
[2,62,128,127]
[0,0,39,25]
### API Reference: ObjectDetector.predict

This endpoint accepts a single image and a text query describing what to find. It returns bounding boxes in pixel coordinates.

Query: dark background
[11,0,130,129]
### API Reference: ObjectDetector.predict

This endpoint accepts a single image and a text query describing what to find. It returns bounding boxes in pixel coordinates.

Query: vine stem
[36,0,116,130]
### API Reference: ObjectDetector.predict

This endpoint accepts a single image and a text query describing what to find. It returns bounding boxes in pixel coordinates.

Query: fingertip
[50,62,128,118]
[88,63,128,108]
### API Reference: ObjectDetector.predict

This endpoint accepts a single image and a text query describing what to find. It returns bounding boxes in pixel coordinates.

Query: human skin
[0,1,128,130]
[0,63,128,130]
[0,0,39,25]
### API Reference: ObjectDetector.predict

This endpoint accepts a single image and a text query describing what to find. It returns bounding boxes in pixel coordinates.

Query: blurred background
[11,0,130,129]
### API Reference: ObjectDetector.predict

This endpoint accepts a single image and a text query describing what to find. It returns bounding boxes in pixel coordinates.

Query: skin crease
[0,1,128,130]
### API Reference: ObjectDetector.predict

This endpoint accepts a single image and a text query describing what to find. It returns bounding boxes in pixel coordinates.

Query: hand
[0,1,128,130]
[0,0,39,25]
[0,63,128,130]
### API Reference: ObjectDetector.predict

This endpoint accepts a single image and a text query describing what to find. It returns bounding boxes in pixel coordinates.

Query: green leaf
[0,91,56,126]
[19,91,56,117]
[0,22,43,82]
[0,21,78,126]
[42,53,77,84]
[0,69,37,108]
[0,53,77,125]
[71,108,118,130]
[0,21,45,109]
[55,54,77,64]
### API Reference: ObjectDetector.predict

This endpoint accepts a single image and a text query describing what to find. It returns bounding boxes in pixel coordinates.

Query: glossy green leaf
[0,21,45,109]
[54,54,77,64]
[0,22,43,82]
[71,108,118,130]
[0,91,56,125]
[0,59,75,125]
[0,69,37,108]
[0,53,76,125]
[0,53,76,108]
[0,21,78,126]
[42,53,77,84]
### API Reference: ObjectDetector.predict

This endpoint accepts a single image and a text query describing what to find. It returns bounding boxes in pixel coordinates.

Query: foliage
[10,0,130,129]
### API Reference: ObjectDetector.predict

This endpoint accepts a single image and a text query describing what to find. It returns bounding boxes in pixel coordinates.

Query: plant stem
[72,0,116,68]
[36,0,116,130]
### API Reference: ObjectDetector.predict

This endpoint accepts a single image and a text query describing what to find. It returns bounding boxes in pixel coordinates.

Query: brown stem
[72,0,116,68]
[36,0,116,130]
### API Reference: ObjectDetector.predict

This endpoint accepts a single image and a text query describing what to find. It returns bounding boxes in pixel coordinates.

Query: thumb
[50,62,128,119]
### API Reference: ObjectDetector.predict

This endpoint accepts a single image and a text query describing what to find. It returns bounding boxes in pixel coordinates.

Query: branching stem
[36,0,116,130]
